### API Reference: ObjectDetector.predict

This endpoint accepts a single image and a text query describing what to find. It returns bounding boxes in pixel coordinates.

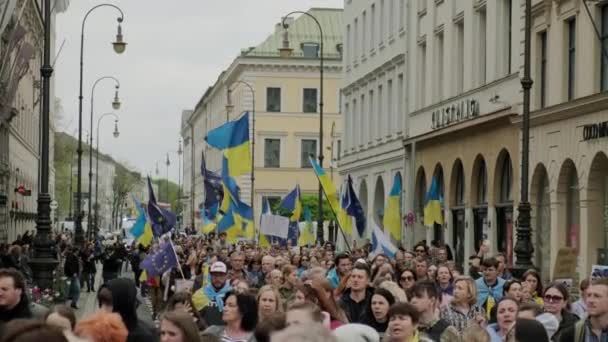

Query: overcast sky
[54,0,342,182]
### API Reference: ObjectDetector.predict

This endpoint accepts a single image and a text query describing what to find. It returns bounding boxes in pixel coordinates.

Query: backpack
[573,320,585,342]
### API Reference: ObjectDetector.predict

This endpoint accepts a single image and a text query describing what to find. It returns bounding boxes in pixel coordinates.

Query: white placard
[260,214,289,239]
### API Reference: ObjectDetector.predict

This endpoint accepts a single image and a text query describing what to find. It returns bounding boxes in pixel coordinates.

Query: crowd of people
[0,230,606,342]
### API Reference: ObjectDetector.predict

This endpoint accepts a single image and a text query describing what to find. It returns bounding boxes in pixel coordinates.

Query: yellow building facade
[182,8,343,233]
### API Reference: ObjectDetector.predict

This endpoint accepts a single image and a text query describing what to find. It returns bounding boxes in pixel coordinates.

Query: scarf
[203,283,232,312]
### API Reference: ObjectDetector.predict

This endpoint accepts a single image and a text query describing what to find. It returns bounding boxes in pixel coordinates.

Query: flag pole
[309,170,352,252]
[169,238,186,280]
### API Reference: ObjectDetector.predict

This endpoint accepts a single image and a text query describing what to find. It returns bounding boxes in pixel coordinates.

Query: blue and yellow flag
[280,185,302,222]
[130,197,153,247]
[384,173,402,241]
[298,205,315,246]
[339,176,366,236]
[205,112,251,177]
[424,176,444,226]
[200,208,216,234]
[309,156,340,211]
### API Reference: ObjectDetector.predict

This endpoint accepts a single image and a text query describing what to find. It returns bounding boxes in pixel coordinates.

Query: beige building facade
[182,8,343,232]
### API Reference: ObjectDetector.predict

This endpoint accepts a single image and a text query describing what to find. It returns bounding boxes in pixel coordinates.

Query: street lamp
[279,11,325,244]
[94,113,119,238]
[513,0,535,277]
[88,76,121,238]
[177,139,183,231]
[31,0,57,290]
[226,80,256,215]
[165,153,170,205]
[75,4,126,247]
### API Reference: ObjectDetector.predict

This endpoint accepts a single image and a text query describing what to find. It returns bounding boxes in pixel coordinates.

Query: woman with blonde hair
[257,285,283,321]
[378,281,408,303]
[440,276,486,333]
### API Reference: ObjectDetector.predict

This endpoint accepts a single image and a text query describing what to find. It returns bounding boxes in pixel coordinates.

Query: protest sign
[260,214,289,239]
[552,248,578,280]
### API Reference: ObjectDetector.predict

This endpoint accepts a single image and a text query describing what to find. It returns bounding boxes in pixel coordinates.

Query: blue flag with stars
[140,240,179,276]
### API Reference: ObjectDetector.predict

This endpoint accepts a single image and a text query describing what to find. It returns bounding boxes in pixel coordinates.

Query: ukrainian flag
[384,173,402,241]
[309,156,340,211]
[205,112,251,177]
[280,185,302,222]
[298,206,316,246]
[338,185,353,235]
[424,176,444,226]
[130,197,153,247]
[200,209,216,234]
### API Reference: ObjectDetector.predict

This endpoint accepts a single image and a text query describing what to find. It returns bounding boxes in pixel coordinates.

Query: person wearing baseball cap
[192,261,232,326]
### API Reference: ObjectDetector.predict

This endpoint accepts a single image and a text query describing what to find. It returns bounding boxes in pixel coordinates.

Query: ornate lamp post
[279,11,325,243]
[94,113,119,238]
[177,139,183,231]
[75,4,126,246]
[30,0,57,290]
[513,0,535,277]
[88,76,120,238]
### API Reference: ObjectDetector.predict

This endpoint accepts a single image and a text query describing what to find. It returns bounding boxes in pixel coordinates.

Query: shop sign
[583,121,608,141]
[431,98,479,130]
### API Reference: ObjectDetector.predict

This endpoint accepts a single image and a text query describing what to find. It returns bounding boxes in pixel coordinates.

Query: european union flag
[140,241,179,276]
[147,177,177,237]
[201,152,224,209]
[342,176,366,236]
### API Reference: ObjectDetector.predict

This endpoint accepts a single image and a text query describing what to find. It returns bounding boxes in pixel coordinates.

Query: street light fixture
[88,76,121,238]
[112,18,127,54]
[279,11,325,244]
[31,0,57,290]
[177,139,183,231]
[75,4,126,247]
[94,113,119,237]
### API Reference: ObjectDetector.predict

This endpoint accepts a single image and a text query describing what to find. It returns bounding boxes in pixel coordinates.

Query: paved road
[74,266,154,326]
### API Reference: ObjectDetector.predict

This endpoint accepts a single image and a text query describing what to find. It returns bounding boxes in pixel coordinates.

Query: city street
[74,266,154,327]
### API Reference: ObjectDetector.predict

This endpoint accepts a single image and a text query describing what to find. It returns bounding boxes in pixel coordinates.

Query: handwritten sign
[552,248,578,280]
[260,214,289,239]
[175,279,194,293]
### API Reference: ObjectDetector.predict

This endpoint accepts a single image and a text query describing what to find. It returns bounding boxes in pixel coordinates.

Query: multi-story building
[182,8,343,233]
[180,109,194,230]
[0,0,68,243]
[340,0,407,244]
[524,0,608,280]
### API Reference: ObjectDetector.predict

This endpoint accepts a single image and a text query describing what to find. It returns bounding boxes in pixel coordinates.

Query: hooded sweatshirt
[107,278,158,342]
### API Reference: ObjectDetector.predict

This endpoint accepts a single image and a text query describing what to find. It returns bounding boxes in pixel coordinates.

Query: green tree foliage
[53,133,78,220]
[150,178,180,218]
[110,165,140,230]
[270,194,334,222]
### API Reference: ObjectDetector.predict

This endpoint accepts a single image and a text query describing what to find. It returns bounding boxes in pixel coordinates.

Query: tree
[270,194,335,222]
[109,165,140,231]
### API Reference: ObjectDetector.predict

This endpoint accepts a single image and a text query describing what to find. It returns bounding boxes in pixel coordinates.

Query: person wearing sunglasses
[398,269,417,291]
[413,243,428,261]
[543,283,579,341]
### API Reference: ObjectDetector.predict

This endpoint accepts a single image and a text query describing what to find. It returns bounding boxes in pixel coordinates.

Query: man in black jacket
[560,278,608,342]
[0,268,32,334]
[107,278,158,342]
[64,246,81,309]
[339,263,373,323]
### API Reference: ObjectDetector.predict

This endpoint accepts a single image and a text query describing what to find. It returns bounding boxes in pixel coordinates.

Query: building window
[500,156,513,202]
[371,4,376,49]
[354,18,359,60]
[399,0,405,31]
[418,43,427,108]
[378,84,383,138]
[360,94,366,142]
[303,88,318,113]
[455,22,465,94]
[369,89,374,143]
[539,31,547,108]
[346,24,351,66]
[301,139,317,168]
[436,32,444,101]
[397,74,404,132]
[353,99,358,147]
[477,160,487,205]
[500,0,512,76]
[264,138,280,168]
[387,79,394,133]
[302,42,319,58]
[362,10,367,56]
[455,163,465,206]
[389,0,394,36]
[477,7,487,86]
[601,6,608,91]
[336,139,342,160]
[266,87,281,112]
[380,0,385,43]
[567,18,576,101]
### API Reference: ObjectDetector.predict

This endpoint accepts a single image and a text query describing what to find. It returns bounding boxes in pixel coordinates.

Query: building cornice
[511,91,608,127]
[342,53,406,94]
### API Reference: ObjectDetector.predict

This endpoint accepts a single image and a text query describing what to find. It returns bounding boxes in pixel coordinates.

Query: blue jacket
[475,277,505,307]
[327,267,340,289]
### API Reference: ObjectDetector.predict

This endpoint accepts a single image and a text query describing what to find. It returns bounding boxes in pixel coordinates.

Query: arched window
[500,156,513,203]
[455,162,465,206]
[566,168,580,249]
